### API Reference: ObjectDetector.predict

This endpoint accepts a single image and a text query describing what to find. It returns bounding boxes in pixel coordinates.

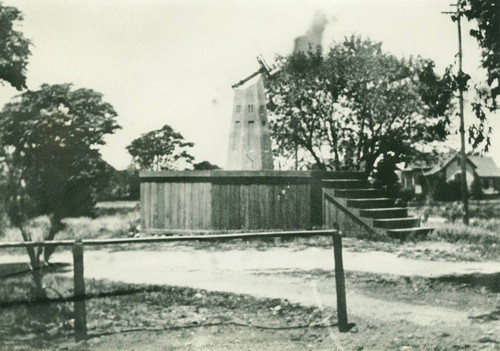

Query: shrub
[0,210,8,237]
[431,177,462,202]
[373,156,400,194]
[470,177,483,200]
[442,202,465,222]
[470,203,500,219]
[98,169,140,201]
[398,188,416,202]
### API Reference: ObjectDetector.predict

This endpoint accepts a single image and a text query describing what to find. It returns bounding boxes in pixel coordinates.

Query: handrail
[323,189,376,235]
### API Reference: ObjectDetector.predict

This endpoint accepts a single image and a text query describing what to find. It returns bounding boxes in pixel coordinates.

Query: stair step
[358,208,408,219]
[373,217,420,229]
[322,179,369,189]
[387,227,434,240]
[334,189,385,199]
[346,198,395,209]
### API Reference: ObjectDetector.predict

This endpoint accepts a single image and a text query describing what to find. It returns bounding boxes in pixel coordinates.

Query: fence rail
[1,229,349,341]
[0,229,339,248]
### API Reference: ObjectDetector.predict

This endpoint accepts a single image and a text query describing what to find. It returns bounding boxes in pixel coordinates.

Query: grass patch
[470,218,500,232]
[430,223,500,245]
[94,201,139,217]
[427,223,500,259]
[1,201,139,243]
[0,203,140,256]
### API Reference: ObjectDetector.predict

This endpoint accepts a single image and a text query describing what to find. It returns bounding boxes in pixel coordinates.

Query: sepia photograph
[0,0,499,350]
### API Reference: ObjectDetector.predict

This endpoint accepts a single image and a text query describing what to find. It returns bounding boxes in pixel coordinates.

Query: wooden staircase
[322,173,432,240]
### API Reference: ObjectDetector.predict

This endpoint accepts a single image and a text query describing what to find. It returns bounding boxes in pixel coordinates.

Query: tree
[0,83,120,297]
[445,0,500,153]
[266,49,331,170]
[0,3,31,90]
[266,36,454,173]
[193,161,221,170]
[461,0,500,100]
[98,165,140,201]
[127,124,194,171]
[445,0,500,224]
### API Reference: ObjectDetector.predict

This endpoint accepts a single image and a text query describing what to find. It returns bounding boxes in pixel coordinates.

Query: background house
[400,153,500,199]
[399,163,432,196]
[465,156,500,195]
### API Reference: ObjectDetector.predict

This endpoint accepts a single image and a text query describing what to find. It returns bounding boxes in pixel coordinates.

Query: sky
[0,0,498,170]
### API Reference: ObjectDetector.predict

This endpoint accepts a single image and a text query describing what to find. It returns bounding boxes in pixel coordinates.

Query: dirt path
[3,244,500,278]
[2,245,500,332]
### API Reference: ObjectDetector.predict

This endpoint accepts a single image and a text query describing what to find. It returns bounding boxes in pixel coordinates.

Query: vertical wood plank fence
[140,170,355,233]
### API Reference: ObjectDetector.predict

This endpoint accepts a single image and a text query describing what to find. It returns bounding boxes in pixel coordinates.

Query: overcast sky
[1,0,498,169]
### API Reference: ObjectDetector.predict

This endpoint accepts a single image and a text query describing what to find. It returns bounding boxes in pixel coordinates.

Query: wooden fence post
[73,239,87,341]
[332,232,349,332]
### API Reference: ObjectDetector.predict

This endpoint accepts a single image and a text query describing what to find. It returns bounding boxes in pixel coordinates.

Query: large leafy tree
[444,0,499,225]
[127,124,194,171]
[449,0,500,151]
[0,3,31,90]
[0,2,30,237]
[266,36,454,174]
[0,83,120,297]
[461,0,500,100]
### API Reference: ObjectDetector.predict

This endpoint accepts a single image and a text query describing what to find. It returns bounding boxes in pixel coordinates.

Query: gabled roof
[401,151,456,172]
[424,153,462,176]
[424,153,500,178]
[468,156,500,177]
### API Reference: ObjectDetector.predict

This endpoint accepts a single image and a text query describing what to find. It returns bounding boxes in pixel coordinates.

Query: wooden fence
[0,229,349,341]
[140,170,359,232]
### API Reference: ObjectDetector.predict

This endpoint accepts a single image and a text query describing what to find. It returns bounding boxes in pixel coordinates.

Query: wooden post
[73,239,87,341]
[455,0,469,225]
[332,232,348,332]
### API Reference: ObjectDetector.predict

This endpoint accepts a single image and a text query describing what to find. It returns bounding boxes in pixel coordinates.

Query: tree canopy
[0,3,31,90]
[1,83,119,226]
[266,36,454,174]
[460,0,500,100]
[193,161,220,170]
[0,83,120,295]
[127,124,194,171]
[447,0,500,152]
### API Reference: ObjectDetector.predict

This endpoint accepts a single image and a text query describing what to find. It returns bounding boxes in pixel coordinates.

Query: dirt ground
[2,238,500,350]
[34,323,500,351]
[5,279,500,351]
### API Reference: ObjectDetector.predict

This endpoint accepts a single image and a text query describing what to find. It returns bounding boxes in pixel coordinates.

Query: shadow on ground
[433,272,500,292]
[0,262,72,280]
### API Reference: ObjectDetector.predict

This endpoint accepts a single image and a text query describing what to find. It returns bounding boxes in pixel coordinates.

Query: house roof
[400,161,433,172]
[468,156,500,177]
[401,151,456,172]
[424,153,461,176]
[424,153,500,178]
